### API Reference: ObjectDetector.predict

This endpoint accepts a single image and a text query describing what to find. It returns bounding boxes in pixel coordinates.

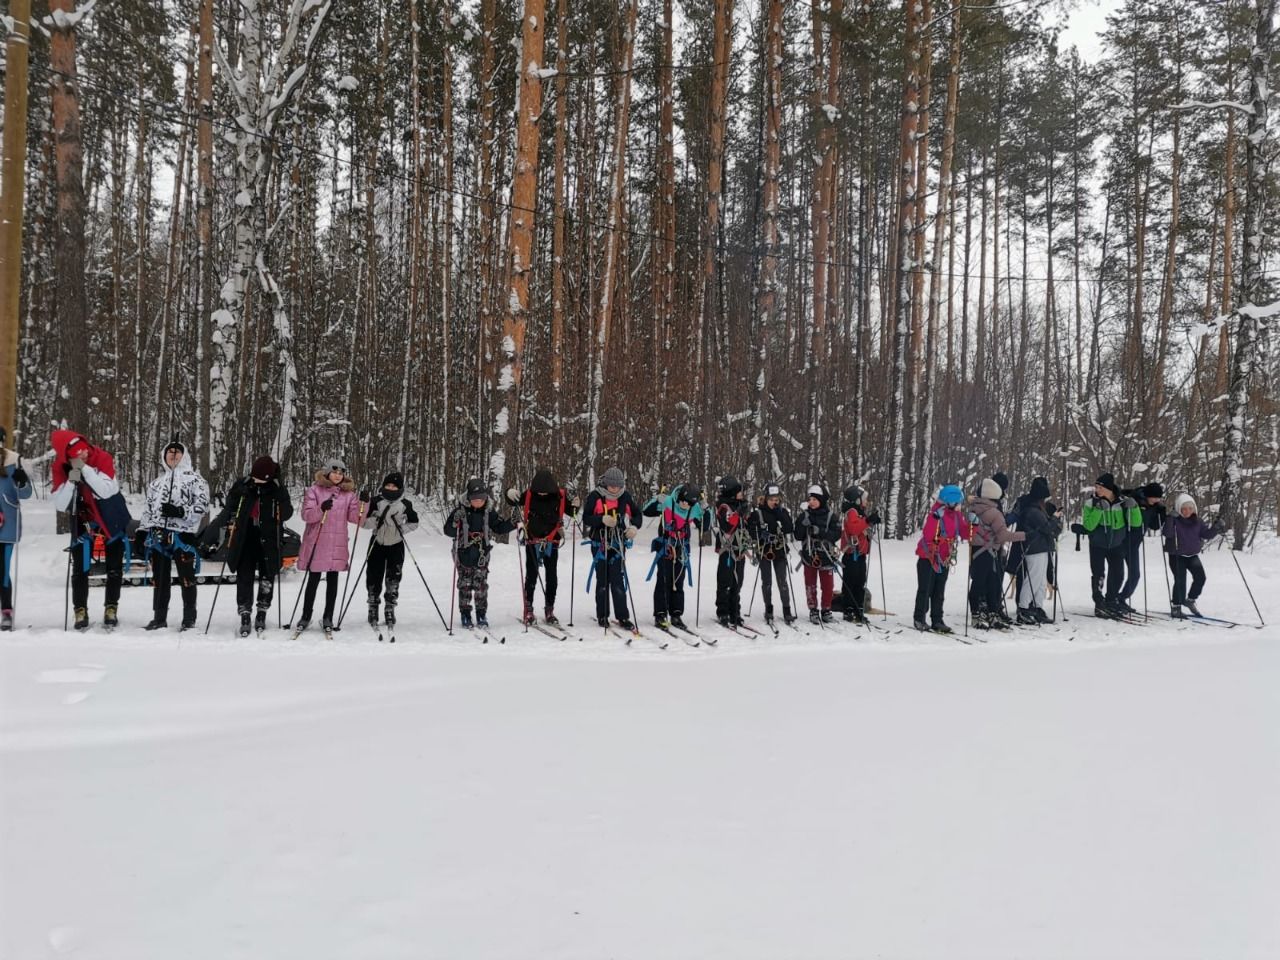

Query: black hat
[676,483,700,505]
[991,472,1010,495]
[1096,472,1119,496]
[531,468,558,496]
[1143,482,1165,500]
[1028,476,1050,501]
[382,471,404,489]
[164,432,185,456]
[464,478,488,501]
[764,483,782,498]
[717,475,742,499]
[842,484,865,509]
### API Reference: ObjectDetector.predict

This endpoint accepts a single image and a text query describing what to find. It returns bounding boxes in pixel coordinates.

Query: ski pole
[696,518,704,626]
[568,517,577,627]
[746,549,760,616]
[285,509,328,629]
[393,514,451,634]
[1230,548,1265,625]
[964,543,972,638]
[203,494,244,635]
[339,496,367,627]
[1141,531,1149,621]
[515,521,529,632]
[618,527,641,629]
[336,542,375,628]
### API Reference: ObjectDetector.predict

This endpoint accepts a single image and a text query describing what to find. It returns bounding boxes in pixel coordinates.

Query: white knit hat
[1175,493,1197,514]
[979,478,1002,499]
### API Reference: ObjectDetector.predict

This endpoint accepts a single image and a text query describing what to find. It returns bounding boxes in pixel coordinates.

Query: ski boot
[1016,607,1039,626]
[238,608,252,637]
[543,608,559,627]
[1032,606,1052,624]
[820,609,833,624]
[181,609,198,631]
[617,618,635,632]
[522,606,537,627]
[842,609,856,623]
[782,607,797,625]
[732,616,746,628]
[145,615,168,631]
[103,604,119,629]
[475,612,489,629]
[992,609,1013,629]
[809,609,821,625]
[321,615,334,637]
[851,609,868,625]
[931,621,954,635]
[1,608,12,631]
[461,609,474,628]
[913,617,929,632]
[597,616,609,628]
[384,604,396,627]
[1170,603,1186,619]
[1183,599,1202,618]
[254,609,267,634]
[369,602,381,628]
[655,613,671,629]
[670,615,687,630]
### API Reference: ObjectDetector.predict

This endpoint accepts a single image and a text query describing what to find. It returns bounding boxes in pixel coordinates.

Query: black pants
[367,542,404,607]
[72,535,124,610]
[653,548,690,618]
[235,535,277,612]
[1089,543,1126,604]
[758,552,792,616]
[150,531,198,619]
[715,554,745,620]
[1169,555,1206,605]
[914,557,949,624]
[303,570,339,620]
[841,553,868,615]
[523,543,559,611]
[968,551,1004,614]
[1,543,14,610]
[1120,535,1143,600]
[594,546,629,621]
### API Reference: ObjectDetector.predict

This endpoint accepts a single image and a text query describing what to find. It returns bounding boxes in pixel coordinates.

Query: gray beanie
[599,466,625,489]
[321,456,348,474]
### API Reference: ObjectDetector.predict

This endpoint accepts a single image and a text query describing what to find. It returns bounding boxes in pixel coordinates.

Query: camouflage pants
[457,554,490,616]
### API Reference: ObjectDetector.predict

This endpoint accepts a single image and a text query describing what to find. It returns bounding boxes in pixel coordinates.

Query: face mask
[382,487,402,501]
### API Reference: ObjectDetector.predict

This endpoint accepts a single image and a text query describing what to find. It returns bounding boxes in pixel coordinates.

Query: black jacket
[582,488,641,549]
[795,502,841,566]
[1011,494,1062,558]
[747,501,794,550]
[202,477,294,572]
[444,501,515,567]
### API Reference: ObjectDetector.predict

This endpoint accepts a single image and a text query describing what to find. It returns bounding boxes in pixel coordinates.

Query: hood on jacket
[314,469,356,492]
[531,468,558,496]
[938,484,964,507]
[1027,476,1050,501]
[158,443,194,476]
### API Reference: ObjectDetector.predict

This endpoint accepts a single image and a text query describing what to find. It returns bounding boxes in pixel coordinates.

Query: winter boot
[461,608,474,628]
[1,608,12,631]
[369,601,380,628]
[73,607,90,631]
[1170,604,1186,619]
[617,618,635,631]
[597,616,610,628]
[238,608,252,637]
[544,608,559,626]
[384,604,396,627]
[913,617,929,632]
[1183,599,1202,618]
[254,609,267,634]
[809,609,821,625]
[1016,607,1039,626]
[181,609,197,631]
[931,621,954,635]
[820,609,833,624]
[103,604,119,629]
[145,615,168,631]
[476,611,489,629]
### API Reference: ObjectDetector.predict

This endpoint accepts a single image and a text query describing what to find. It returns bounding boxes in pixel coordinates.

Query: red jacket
[50,428,132,539]
[915,500,971,571]
[842,508,871,558]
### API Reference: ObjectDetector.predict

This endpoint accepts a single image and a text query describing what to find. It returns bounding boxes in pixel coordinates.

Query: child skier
[139,436,210,631]
[746,483,795,625]
[714,475,751,627]
[444,478,515,629]
[202,455,294,636]
[363,472,419,630]
[1008,476,1061,624]
[505,468,579,626]
[51,430,133,631]
[641,483,703,629]
[913,484,971,634]
[581,466,642,630]
[1070,472,1142,619]
[968,477,1025,629]
[1117,481,1167,614]
[839,485,880,623]
[297,458,366,634]
[1163,493,1222,619]
[0,428,32,630]
[795,483,841,624]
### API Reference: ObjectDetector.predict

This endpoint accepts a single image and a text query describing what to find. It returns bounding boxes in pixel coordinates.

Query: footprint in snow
[37,663,107,704]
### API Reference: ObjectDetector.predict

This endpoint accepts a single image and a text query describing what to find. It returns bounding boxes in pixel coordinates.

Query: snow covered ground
[2,499,1278,959]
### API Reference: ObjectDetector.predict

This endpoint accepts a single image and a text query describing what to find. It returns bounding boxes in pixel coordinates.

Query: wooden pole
[0,0,32,437]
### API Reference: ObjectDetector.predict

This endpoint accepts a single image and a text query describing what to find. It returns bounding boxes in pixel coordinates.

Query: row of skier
[0,429,1226,636]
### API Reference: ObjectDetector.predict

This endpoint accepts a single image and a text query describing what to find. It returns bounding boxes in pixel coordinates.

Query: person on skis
[642,482,703,630]
[581,466,642,630]
[796,484,841,624]
[363,472,419,631]
[746,483,796,625]
[444,478,515,629]
[506,468,579,627]
[139,435,210,631]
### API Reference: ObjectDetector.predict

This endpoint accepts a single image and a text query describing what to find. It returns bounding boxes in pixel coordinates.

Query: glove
[602,513,618,528]
[70,455,86,470]
[321,497,334,513]
[359,488,371,503]
[11,466,28,488]
[1046,502,1059,517]
[161,502,185,519]
[625,526,637,542]
[67,466,82,484]
[404,504,419,524]
[866,510,881,526]
[506,486,520,504]
[1070,522,1085,536]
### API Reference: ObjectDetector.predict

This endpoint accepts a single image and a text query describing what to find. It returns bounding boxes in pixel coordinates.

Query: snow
[2,498,1278,959]
[45,0,98,31]
[821,102,840,123]
[335,74,358,92]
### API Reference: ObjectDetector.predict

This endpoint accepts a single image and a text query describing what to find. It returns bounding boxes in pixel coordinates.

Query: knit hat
[1175,493,1197,515]
[64,435,90,461]
[599,466,625,489]
[1143,482,1165,500]
[381,471,404,490]
[979,478,1003,500]
[251,455,278,481]
[1028,476,1051,501]
[321,456,348,475]
[938,484,964,506]
[531,468,558,496]
[464,477,488,502]
[991,472,1010,495]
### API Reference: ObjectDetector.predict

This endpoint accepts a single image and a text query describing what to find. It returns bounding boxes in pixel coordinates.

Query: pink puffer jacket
[299,473,362,572]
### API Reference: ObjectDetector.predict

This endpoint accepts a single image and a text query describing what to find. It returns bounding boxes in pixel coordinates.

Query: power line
[24,58,1270,293]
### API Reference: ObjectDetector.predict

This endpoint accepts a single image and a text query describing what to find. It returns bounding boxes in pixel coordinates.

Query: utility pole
[0,0,32,439]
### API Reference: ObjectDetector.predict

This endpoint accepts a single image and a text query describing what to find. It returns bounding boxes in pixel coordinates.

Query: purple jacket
[299,474,362,572]
[1163,514,1220,557]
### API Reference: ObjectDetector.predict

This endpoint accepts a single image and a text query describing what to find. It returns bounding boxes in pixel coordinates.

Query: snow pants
[367,542,404,609]
[968,550,1004,615]
[1089,543,1126,604]
[715,554,745,620]
[72,534,123,611]
[1,543,15,611]
[523,542,559,612]
[1169,555,1206,605]
[758,552,792,618]
[914,557,949,625]
[803,563,834,613]
[457,553,491,617]
[593,547,629,622]
[840,552,868,616]
[1120,535,1143,601]
[235,534,276,613]
[653,547,690,618]
[1018,552,1050,611]
[150,531,198,621]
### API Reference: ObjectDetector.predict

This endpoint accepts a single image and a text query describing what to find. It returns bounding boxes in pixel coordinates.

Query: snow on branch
[44,0,98,31]
[1172,98,1255,115]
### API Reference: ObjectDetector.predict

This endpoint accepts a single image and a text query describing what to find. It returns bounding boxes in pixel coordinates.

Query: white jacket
[362,495,419,546]
[140,447,210,534]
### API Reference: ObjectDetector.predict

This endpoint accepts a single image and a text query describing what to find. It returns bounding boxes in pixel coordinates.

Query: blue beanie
[938,484,964,506]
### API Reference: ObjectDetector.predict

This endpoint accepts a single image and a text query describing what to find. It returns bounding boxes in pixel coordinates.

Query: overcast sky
[1055,0,1117,62]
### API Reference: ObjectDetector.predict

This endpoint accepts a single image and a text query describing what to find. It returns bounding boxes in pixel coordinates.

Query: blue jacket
[0,454,32,545]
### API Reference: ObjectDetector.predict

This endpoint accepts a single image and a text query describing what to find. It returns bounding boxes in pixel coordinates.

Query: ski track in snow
[2,501,1278,959]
